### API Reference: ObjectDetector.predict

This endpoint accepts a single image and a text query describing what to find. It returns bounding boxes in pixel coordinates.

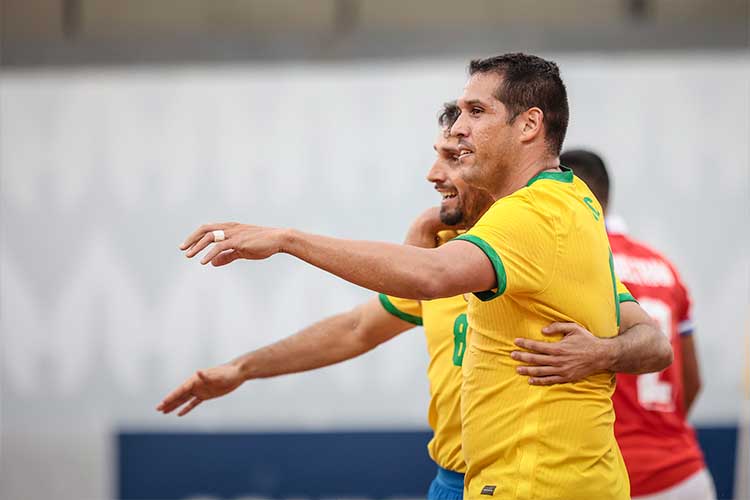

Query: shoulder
[526,171,593,216]
[478,188,537,224]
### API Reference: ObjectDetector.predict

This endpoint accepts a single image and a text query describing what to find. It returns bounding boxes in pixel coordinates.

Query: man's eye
[471,107,483,115]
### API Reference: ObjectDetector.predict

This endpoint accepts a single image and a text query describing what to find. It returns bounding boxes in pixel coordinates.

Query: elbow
[660,342,675,371]
[655,329,674,371]
[645,316,673,372]
[414,279,444,301]
[398,252,457,300]
[412,263,452,300]
[688,373,703,397]
[403,248,462,300]
[349,311,380,355]
[351,328,379,355]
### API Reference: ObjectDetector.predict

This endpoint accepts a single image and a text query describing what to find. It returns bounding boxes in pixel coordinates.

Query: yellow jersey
[454,168,635,500]
[379,230,468,473]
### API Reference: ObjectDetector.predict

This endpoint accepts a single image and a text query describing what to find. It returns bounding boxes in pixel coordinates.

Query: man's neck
[488,154,560,199]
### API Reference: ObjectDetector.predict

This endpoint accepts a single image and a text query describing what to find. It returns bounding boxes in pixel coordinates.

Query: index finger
[541,322,579,335]
[514,337,559,355]
[180,223,227,251]
[157,380,195,413]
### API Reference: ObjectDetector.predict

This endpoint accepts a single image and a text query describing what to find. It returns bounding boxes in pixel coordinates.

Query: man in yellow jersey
[160,99,671,499]
[168,53,672,499]
[446,55,636,499]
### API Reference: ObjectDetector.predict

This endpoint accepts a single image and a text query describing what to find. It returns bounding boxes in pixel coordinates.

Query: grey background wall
[1,53,748,499]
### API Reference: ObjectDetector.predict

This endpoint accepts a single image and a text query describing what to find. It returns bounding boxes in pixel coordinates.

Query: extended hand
[156,364,245,416]
[180,222,286,266]
[511,322,611,385]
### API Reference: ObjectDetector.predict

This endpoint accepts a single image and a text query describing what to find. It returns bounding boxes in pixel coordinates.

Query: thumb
[541,322,578,336]
[196,370,210,383]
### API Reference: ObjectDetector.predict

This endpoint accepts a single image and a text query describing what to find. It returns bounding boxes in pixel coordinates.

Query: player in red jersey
[559,149,716,500]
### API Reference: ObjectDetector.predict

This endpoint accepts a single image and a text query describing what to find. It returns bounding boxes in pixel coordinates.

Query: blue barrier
[697,426,739,500]
[118,427,738,499]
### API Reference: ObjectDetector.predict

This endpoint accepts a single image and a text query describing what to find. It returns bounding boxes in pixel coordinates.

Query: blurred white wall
[1,52,748,499]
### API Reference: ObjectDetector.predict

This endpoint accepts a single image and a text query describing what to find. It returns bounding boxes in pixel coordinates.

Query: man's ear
[519,107,544,144]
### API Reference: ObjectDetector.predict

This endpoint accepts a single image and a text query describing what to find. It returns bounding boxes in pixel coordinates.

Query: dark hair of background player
[560,149,611,211]
[438,101,460,133]
[469,53,569,156]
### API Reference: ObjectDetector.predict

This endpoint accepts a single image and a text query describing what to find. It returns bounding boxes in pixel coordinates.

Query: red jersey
[607,216,706,496]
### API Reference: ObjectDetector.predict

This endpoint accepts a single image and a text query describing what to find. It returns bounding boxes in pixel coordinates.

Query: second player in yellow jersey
[380,231,469,474]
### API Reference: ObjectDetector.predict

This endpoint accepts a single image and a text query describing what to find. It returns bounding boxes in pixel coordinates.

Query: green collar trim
[526,165,574,187]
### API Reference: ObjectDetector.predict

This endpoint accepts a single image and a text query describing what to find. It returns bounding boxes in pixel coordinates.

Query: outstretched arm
[157,297,414,416]
[180,222,495,300]
[512,302,673,385]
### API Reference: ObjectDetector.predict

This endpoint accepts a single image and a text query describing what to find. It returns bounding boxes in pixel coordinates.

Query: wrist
[599,337,622,372]
[232,356,256,381]
[417,212,447,235]
[276,228,298,255]
[405,213,444,247]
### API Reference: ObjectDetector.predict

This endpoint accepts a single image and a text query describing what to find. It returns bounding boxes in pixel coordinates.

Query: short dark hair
[560,149,610,208]
[438,101,460,132]
[469,53,569,155]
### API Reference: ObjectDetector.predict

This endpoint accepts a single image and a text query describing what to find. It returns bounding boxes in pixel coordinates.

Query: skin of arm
[184,223,496,301]
[512,301,674,385]
[680,334,702,414]
[282,230,497,300]
[157,297,413,416]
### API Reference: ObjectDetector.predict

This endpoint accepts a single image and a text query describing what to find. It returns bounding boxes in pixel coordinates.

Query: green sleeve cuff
[453,234,507,301]
[618,292,638,304]
[378,294,423,326]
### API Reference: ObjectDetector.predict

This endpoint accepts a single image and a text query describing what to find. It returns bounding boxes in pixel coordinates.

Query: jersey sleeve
[616,278,638,304]
[453,194,557,301]
[378,294,423,326]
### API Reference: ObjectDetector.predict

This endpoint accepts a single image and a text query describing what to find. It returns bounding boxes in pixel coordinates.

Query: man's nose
[450,111,469,137]
[427,163,446,182]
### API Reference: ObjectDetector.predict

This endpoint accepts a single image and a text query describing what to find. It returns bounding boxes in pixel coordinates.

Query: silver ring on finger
[212,230,226,242]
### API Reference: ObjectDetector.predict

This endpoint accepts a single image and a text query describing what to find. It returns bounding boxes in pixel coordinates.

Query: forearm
[233,309,374,380]
[681,335,702,414]
[683,382,700,414]
[281,229,448,299]
[604,321,673,374]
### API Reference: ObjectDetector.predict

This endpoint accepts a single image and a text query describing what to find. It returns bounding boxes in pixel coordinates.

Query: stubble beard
[439,205,464,227]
